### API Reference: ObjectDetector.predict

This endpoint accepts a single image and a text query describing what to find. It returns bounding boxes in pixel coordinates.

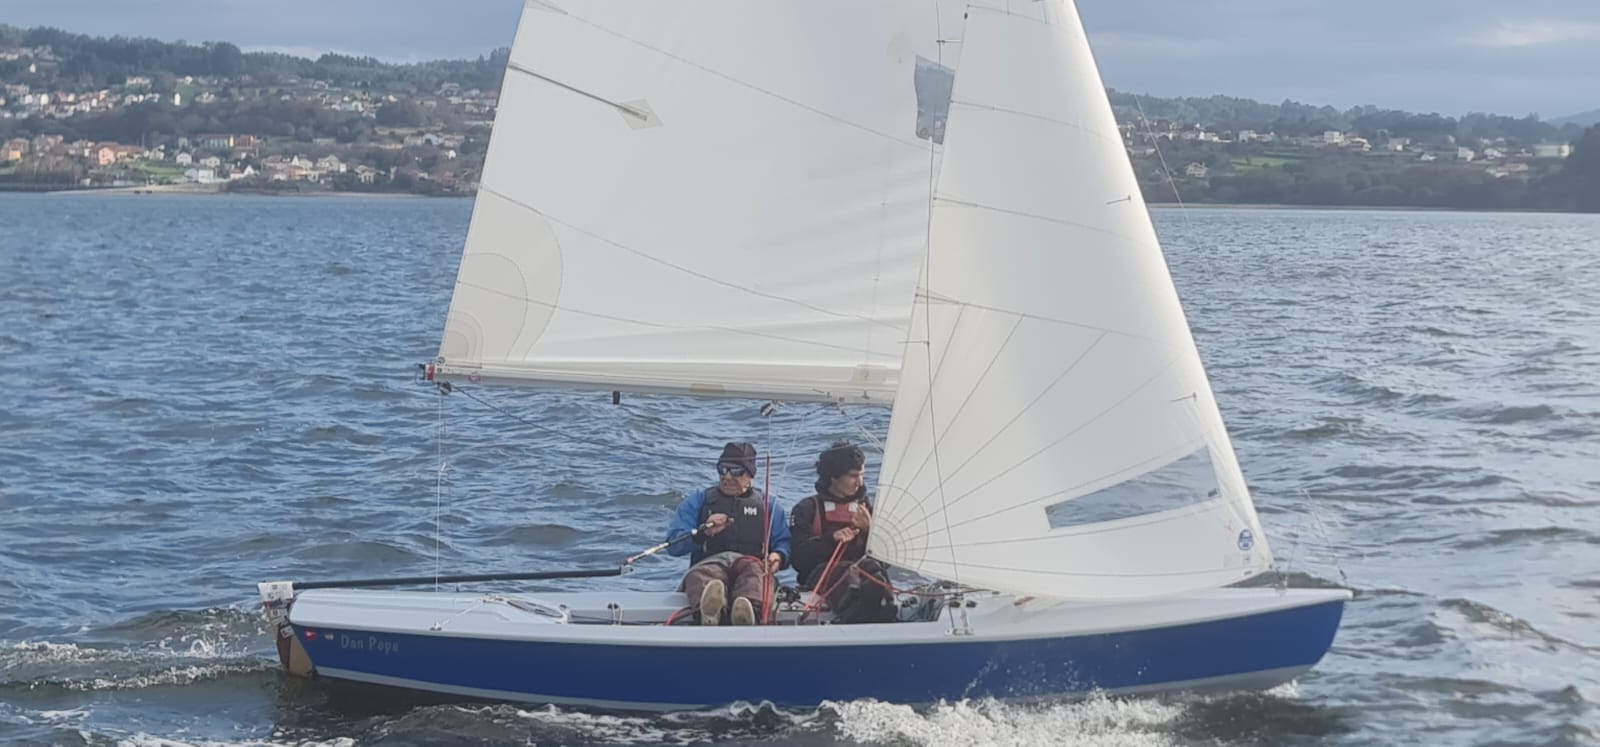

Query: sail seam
[933,195,1139,245]
[946,99,1120,145]
[912,292,1177,347]
[877,304,966,501]
[896,318,1077,492]
[910,559,1253,579]
[966,4,1051,27]
[870,301,966,568]
[478,185,906,333]
[454,277,900,359]
[920,436,1210,534]
[911,354,1186,524]
[940,329,1105,485]
[565,13,931,153]
[935,497,1230,549]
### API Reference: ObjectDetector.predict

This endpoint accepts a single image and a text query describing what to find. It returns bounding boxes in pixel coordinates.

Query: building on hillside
[1533,143,1573,159]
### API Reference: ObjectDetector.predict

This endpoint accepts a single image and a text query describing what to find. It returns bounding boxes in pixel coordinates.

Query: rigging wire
[447,384,857,464]
[1133,93,1189,218]
[433,385,450,589]
[916,2,963,590]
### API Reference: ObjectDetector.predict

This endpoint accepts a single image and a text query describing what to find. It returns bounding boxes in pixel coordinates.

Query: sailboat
[258,0,1349,710]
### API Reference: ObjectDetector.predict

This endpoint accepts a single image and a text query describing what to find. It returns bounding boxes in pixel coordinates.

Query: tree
[1560,126,1600,212]
[208,42,243,76]
[375,101,427,127]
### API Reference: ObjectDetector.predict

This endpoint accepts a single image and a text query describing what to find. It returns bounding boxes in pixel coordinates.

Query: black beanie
[816,441,865,482]
[717,442,758,476]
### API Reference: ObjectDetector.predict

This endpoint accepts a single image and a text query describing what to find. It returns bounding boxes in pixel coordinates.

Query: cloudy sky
[3,0,1597,118]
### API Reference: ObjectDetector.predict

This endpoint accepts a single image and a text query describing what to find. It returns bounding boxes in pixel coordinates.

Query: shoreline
[4,187,1587,213]
[39,183,452,199]
[1143,201,1588,215]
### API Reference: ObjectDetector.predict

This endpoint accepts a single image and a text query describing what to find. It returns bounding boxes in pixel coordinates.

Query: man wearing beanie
[789,441,897,624]
[665,442,790,625]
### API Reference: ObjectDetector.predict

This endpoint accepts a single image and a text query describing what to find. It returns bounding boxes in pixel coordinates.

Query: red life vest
[811,496,866,537]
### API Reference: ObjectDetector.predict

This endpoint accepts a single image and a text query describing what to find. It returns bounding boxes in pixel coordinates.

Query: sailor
[789,441,897,624]
[666,442,790,625]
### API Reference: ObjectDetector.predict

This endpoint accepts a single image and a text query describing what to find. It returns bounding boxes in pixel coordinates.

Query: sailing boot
[699,579,727,625]
[731,596,756,626]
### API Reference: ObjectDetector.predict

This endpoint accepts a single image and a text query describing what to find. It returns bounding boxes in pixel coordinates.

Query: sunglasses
[716,464,749,477]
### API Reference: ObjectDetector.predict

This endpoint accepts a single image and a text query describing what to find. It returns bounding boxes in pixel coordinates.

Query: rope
[919,4,962,591]
[760,453,774,624]
[834,404,886,452]
[450,385,838,463]
[801,541,850,620]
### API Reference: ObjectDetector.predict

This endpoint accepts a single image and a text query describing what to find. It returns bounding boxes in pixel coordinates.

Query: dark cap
[816,440,865,481]
[717,441,758,477]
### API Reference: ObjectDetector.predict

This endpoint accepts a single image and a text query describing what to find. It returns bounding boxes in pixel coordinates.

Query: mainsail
[434,0,966,404]
[867,0,1273,599]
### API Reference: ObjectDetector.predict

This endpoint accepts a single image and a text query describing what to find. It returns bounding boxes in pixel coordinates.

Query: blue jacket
[666,487,790,565]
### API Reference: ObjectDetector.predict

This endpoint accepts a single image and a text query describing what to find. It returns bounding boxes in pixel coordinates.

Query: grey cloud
[1,0,1595,117]
[1077,0,1600,116]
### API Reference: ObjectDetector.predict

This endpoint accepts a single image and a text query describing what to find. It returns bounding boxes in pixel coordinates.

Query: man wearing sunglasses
[666,441,791,625]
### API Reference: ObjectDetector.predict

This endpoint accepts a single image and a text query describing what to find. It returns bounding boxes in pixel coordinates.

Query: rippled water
[2,194,1598,746]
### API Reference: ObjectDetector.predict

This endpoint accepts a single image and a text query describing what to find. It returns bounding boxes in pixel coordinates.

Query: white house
[315,155,346,174]
[1533,143,1573,159]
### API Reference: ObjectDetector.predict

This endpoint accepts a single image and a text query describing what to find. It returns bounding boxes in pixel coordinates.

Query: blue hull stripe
[296,600,1345,708]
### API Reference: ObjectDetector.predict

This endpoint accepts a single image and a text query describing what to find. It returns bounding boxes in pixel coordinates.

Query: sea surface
[1,194,1597,746]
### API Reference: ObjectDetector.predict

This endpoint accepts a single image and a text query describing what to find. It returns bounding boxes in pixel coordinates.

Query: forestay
[868,0,1274,600]
[435,0,966,404]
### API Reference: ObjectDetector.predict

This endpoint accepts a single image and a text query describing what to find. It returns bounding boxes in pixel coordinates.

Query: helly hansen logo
[743,506,759,516]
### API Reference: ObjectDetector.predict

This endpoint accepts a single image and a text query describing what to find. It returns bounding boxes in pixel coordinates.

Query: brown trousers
[682,551,772,617]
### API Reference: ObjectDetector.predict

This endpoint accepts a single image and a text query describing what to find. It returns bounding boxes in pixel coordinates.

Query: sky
[2,0,1597,119]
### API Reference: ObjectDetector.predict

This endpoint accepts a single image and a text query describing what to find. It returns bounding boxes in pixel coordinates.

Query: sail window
[1044,447,1221,529]
[914,56,954,144]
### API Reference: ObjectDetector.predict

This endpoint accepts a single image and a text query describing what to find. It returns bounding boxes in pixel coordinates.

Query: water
[2,194,1597,746]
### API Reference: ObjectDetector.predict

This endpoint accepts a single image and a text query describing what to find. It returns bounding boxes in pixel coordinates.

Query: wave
[1437,598,1599,653]
[300,540,423,563]
[0,639,273,693]
[486,523,585,547]
[1455,526,1600,551]
[1442,402,1560,425]
[825,696,1184,747]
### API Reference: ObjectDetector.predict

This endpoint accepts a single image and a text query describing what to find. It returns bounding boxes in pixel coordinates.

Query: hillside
[1554,109,1600,128]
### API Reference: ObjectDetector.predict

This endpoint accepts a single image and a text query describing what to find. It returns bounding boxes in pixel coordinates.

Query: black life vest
[694,486,768,563]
